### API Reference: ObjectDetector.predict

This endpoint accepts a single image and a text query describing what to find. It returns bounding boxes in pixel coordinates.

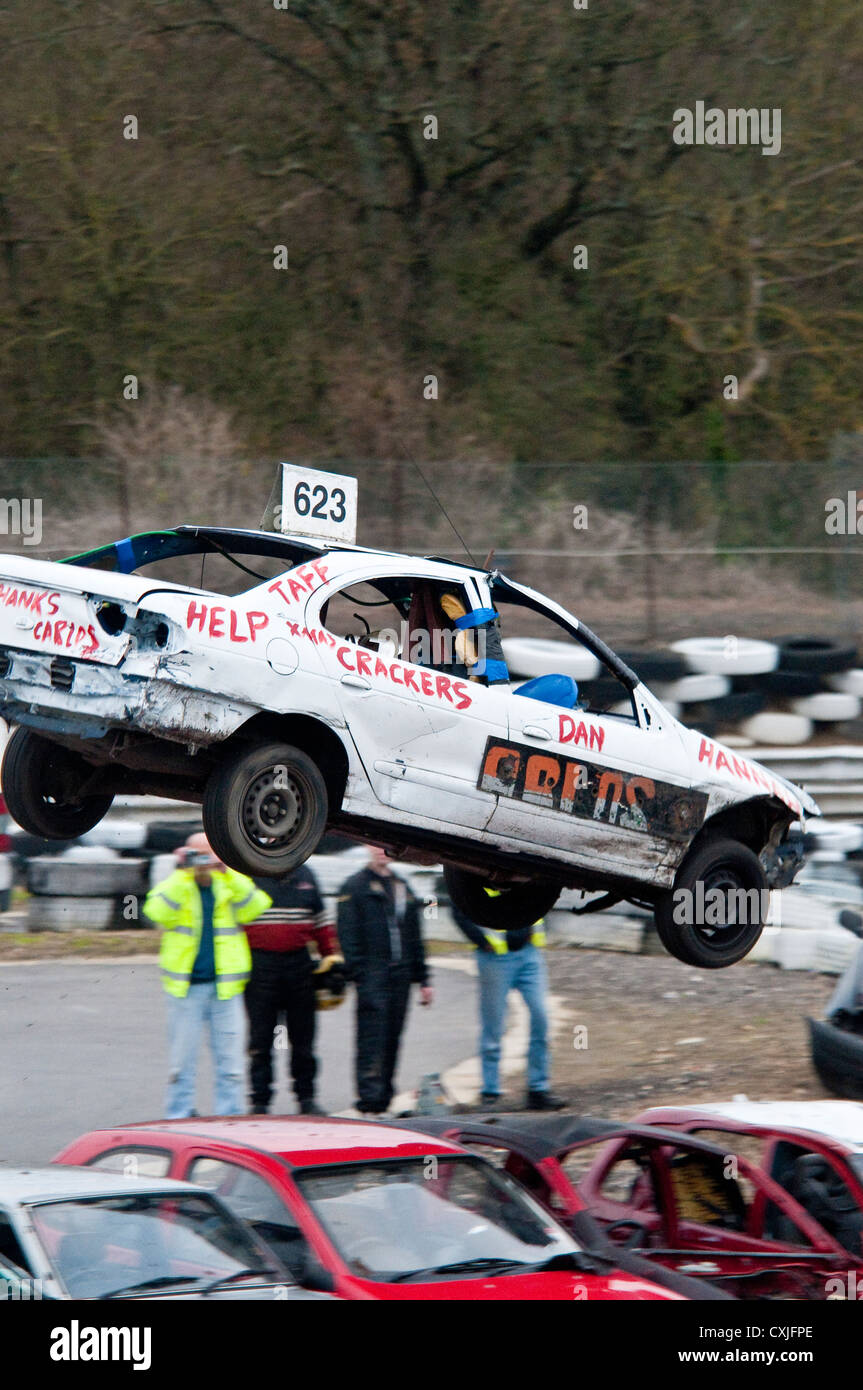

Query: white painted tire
[656,674,731,703]
[671,637,779,676]
[808,822,863,854]
[790,692,861,722]
[720,733,755,749]
[828,669,863,697]
[28,895,116,932]
[502,637,600,682]
[739,712,814,746]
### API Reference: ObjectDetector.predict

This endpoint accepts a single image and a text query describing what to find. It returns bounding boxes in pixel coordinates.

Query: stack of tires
[670,635,862,746]
[503,633,863,747]
[26,847,150,932]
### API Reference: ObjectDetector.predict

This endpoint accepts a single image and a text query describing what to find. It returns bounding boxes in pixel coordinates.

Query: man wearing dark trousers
[337,846,433,1115]
[245,865,341,1116]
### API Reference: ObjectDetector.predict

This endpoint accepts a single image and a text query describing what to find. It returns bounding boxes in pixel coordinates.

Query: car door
[487,580,706,875]
[304,564,512,831]
[180,1151,331,1284]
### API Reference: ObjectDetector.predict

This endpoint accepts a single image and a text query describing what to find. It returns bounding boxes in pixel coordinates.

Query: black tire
[808,1018,863,1100]
[775,635,858,675]
[654,837,767,969]
[0,727,113,840]
[616,649,689,683]
[734,671,825,698]
[444,864,559,930]
[203,741,328,876]
[702,690,767,724]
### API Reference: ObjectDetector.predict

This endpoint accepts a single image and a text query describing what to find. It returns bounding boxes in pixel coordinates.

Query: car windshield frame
[293,1154,581,1284]
[28,1190,281,1299]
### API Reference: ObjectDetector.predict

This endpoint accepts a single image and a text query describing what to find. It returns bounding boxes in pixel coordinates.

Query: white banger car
[0,525,818,967]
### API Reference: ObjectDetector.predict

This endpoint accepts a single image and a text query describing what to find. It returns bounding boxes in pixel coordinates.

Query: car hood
[681,725,820,820]
[346,1269,681,1300]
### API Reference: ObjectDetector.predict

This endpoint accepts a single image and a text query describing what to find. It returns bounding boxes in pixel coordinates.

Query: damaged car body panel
[0,525,819,967]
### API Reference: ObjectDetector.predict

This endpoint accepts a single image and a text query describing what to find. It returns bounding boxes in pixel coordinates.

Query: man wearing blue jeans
[451,903,565,1111]
[144,832,271,1119]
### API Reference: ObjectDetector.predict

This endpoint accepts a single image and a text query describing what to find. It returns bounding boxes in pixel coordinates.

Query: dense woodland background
[1,1,863,638]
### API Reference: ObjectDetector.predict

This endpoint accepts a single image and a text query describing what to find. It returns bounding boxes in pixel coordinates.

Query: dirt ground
[541,946,838,1120]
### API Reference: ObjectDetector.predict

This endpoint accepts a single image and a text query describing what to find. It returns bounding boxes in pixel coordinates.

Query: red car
[636,1100,863,1271]
[404,1113,860,1300]
[53,1117,682,1300]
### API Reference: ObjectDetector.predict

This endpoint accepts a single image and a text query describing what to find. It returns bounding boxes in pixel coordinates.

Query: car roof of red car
[69,1116,468,1167]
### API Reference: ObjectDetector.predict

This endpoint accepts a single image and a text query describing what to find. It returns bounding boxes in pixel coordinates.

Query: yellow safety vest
[479,921,547,954]
[143,868,271,999]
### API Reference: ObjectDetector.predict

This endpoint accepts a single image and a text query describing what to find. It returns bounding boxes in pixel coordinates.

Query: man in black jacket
[337,846,433,1114]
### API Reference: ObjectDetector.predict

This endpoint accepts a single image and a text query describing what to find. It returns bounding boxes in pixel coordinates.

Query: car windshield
[30,1192,278,1298]
[295,1156,580,1283]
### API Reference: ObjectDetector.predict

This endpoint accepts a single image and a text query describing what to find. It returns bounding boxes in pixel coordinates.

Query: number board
[278,464,358,544]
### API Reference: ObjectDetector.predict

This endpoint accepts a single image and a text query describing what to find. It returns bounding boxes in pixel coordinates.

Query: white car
[0,1164,321,1299]
[0,525,818,967]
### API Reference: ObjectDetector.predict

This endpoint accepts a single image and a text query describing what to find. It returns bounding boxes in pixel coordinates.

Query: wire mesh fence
[1,456,861,649]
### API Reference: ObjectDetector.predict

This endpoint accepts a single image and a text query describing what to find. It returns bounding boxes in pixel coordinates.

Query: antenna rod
[409,458,478,568]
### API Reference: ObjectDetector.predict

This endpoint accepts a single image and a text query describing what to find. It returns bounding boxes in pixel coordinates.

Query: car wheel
[444,865,559,931]
[654,837,767,969]
[203,741,328,876]
[0,727,113,840]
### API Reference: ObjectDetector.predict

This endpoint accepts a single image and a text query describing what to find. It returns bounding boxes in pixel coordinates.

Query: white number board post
[277,464,358,544]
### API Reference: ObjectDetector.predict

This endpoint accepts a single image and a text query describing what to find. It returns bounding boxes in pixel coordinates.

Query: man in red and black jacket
[245,866,343,1115]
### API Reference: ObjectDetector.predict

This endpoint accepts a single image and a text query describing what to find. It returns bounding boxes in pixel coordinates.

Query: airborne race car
[0,524,818,967]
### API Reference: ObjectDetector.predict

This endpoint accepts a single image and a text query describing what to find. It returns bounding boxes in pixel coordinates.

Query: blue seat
[513,674,580,709]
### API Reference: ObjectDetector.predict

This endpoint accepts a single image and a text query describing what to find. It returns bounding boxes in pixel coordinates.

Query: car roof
[641,1101,863,1153]
[399,1113,742,1165]
[82,1116,470,1167]
[0,1164,201,1205]
[176,525,489,580]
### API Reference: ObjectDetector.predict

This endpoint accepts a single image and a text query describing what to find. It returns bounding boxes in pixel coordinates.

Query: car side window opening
[321,576,504,684]
[666,1150,748,1232]
[596,1151,660,1212]
[187,1157,312,1279]
[0,1211,34,1276]
[489,586,638,722]
[87,1147,172,1179]
[767,1143,863,1254]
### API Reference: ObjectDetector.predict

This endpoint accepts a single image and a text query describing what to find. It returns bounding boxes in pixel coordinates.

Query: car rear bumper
[0,647,254,746]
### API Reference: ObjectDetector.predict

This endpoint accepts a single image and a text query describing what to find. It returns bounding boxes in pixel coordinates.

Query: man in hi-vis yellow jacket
[144,833,271,1119]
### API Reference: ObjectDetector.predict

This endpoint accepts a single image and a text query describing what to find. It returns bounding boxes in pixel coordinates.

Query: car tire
[701,690,767,724]
[739,711,814,746]
[735,670,824,698]
[654,837,768,969]
[444,865,560,931]
[501,637,601,683]
[828,669,863,697]
[671,637,779,677]
[775,635,858,675]
[203,741,328,877]
[616,649,689,683]
[790,691,861,722]
[655,674,731,703]
[1,728,113,840]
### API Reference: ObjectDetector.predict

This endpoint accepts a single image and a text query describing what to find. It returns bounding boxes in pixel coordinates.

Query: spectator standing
[337,846,432,1114]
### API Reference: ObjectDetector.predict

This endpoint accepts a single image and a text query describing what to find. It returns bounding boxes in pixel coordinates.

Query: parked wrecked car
[402,1113,861,1300]
[54,1115,684,1299]
[637,1099,863,1269]
[0,525,818,965]
[0,1164,321,1300]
